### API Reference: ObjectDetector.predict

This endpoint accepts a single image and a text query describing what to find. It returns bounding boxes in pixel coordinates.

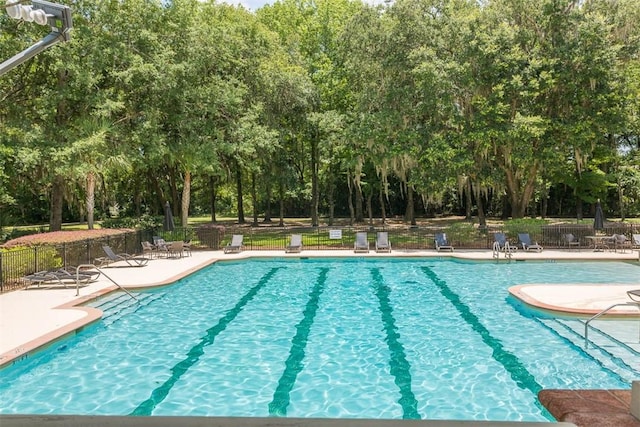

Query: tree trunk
[576,198,583,221]
[327,187,335,227]
[465,178,472,220]
[475,182,486,228]
[278,178,285,227]
[326,165,336,227]
[617,179,625,221]
[504,164,538,219]
[170,166,180,217]
[235,164,245,224]
[264,179,272,223]
[86,171,95,230]
[355,181,364,223]
[310,136,319,227]
[251,172,259,227]
[347,173,355,226]
[209,176,217,223]
[378,186,386,225]
[405,183,416,226]
[367,191,373,226]
[49,175,64,231]
[181,170,191,227]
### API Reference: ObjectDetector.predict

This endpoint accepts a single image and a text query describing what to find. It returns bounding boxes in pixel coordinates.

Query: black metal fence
[2,223,638,293]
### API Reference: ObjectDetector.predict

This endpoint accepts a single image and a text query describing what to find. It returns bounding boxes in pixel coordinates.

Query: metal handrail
[584,302,640,348]
[492,241,513,261]
[75,264,138,302]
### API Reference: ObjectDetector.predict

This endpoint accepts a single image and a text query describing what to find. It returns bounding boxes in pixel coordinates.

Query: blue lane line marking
[420,267,542,396]
[131,267,282,416]
[268,267,328,416]
[371,268,420,419]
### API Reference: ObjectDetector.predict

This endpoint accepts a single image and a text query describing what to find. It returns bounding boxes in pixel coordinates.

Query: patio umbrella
[163,201,175,232]
[594,199,604,231]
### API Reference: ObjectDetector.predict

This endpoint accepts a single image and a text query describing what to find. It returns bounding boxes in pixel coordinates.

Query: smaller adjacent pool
[1,258,638,421]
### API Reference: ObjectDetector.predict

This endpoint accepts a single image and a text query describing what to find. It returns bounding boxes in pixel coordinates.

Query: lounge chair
[518,233,543,252]
[375,232,391,253]
[612,234,632,253]
[633,234,640,249]
[434,233,453,252]
[494,232,517,253]
[628,289,640,302]
[562,233,581,251]
[285,234,303,253]
[23,268,98,289]
[57,266,101,283]
[354,232,369,253]
[224,234,244,254]
[97,245,149,267]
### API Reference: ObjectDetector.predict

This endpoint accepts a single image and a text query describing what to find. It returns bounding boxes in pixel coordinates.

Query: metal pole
[0,32,62,76]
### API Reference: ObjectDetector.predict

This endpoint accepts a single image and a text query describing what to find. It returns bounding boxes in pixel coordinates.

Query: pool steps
[539,318,640,383]
[91,292,164,326]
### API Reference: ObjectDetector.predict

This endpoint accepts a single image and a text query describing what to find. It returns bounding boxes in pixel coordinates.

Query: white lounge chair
[518,233,543,252]
[354,232,369,253]
[375,232,391,253]
[434,233,454,252]
[285,234,303,253]
[224,234,244,254]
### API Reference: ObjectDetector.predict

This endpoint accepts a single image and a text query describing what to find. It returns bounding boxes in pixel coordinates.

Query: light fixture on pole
[1,0,73,76]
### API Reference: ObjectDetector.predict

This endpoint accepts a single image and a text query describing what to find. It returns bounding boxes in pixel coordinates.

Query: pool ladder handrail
[492,241,513,261]
[584,301,640,348]
[75,264,138,302]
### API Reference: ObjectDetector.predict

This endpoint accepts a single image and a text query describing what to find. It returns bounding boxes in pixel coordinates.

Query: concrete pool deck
[0,248,639,427]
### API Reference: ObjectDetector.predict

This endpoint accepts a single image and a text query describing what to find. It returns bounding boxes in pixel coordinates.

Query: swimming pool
[1,258,638,421]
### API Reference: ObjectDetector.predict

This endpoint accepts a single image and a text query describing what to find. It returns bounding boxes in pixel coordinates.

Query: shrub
[102,214,162,230]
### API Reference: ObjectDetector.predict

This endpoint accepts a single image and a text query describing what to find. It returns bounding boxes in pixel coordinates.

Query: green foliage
[444,222,477,242]
[101,215,162,230]
[1,246,62,284]
[0,0,638,227]
[502,218,549,238]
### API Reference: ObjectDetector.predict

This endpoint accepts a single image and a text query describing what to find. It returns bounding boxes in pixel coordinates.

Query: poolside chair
[354,232,369,253]
[518,233,543,252]
[493,232,517,253]
[57,266,101,283]
[375,232,391,253]
[182,240,192,257]
[22,268,97,289]
[612,234,632,253]
[285,234,303,253]
[167,241,184,258]
[434,233,453,252]
[224,234,244,254]
[562,233,581,251]
[141,241,157,259]
[633,234,640,249]
[97,245,149,267]
[628,289,640,302]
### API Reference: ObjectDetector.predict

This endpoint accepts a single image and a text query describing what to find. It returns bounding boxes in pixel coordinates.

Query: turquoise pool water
[1,258,639,421]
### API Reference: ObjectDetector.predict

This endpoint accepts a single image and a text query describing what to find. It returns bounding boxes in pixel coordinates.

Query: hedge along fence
[2,222,638,293]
